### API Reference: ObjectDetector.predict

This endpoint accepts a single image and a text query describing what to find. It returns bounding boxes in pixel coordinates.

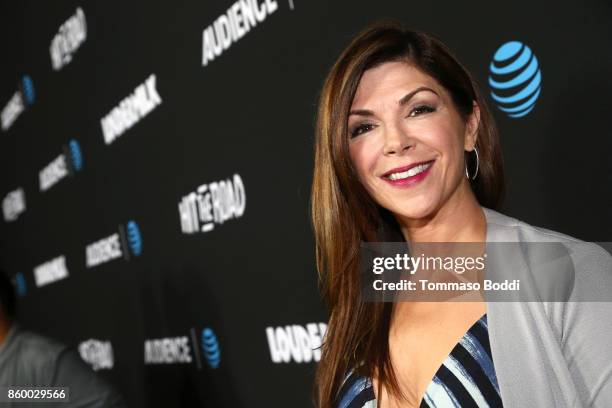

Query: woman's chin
[388,201,439,222]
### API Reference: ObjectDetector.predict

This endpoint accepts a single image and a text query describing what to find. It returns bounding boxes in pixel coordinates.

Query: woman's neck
[397,181,486,243]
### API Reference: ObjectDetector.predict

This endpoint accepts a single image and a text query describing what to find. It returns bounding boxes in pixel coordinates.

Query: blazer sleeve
[561,242,612,407]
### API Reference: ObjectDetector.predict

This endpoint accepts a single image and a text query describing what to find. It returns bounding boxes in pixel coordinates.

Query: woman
[310,19,612,408]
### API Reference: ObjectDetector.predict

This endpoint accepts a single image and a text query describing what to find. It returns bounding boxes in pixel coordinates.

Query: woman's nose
[382,125,414,156]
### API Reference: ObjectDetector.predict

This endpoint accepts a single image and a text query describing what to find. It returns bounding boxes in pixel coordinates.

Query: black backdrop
[1,0,611,407]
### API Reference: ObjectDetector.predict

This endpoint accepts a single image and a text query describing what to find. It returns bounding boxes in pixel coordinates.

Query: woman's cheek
[351,144,375,179]
[350,155,371,190]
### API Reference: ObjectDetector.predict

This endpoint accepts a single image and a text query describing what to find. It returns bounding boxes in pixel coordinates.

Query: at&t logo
[488,41,542,118]
[201,328,221,369]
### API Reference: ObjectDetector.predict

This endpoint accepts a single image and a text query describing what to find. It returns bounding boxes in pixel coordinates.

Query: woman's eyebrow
[349,86,438,117]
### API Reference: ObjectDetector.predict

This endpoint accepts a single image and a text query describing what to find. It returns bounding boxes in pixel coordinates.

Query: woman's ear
[464,101,481,150]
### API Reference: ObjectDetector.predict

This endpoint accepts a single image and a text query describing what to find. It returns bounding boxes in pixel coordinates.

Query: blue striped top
[335,314,503,408]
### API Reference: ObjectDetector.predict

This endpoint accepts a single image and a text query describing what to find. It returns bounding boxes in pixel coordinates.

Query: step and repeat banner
[0,0,611,407]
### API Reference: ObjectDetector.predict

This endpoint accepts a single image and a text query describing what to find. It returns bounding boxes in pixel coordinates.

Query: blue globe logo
[68,139,83,172]
[126,220,142,256]
[21,75,35,105]
[14,273,26,297]
[201,328,220,369]
[488,41,542,118]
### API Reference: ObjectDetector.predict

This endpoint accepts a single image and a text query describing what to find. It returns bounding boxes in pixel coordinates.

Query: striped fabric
[335,314,503,408]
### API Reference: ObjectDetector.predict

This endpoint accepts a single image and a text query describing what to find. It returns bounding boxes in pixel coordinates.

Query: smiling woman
[347,62,485,226]
[310,19,612,408]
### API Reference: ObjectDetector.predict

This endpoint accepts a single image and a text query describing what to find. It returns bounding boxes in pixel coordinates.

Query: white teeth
[387,162,432,180]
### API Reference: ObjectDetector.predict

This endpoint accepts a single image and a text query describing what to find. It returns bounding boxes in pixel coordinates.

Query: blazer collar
[483,206,522,243]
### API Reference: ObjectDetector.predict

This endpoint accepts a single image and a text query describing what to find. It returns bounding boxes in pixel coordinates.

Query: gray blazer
[483,207,612,407]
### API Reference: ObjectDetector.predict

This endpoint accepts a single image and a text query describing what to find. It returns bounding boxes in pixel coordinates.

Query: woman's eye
[349,106,435,138]
[350,123,374,138]
[409,105,436,117]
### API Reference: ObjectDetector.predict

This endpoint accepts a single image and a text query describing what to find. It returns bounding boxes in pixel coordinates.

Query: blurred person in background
[0,268,127,407]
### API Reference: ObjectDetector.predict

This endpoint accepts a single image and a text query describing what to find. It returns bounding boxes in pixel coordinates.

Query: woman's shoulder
[483,206,612,301]
[483,206,609,255]
[483,206,584,243]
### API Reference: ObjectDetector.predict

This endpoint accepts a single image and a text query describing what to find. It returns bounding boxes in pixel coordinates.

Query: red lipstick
[381,160,435,188]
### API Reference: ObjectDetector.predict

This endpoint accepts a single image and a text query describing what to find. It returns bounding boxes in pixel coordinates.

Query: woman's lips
[381,160,435,188]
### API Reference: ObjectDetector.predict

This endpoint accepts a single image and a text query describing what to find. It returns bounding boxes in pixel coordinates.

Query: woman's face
[347,61,479,221]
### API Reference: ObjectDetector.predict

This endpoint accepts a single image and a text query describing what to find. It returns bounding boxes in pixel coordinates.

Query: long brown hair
[310,19,505,407]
